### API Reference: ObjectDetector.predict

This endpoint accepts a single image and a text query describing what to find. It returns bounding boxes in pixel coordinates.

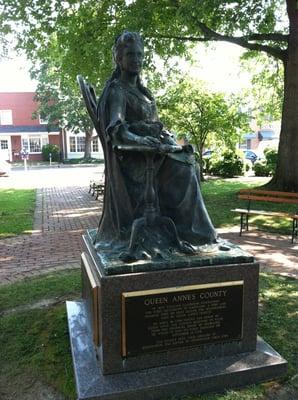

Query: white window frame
[92,137,99,152]
[69,135,85,153]
[22,134,49,154]
[0,139,9,150]
[0,110,13,125]
[77,137,85,152]
[69,137,76,152]
[39,115,48,125]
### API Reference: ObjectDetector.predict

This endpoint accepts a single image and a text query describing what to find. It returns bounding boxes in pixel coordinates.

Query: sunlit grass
[0,189,36,237]
[202,179,297,234]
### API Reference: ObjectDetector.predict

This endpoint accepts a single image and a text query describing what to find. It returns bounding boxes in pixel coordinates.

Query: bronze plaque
[81,253,101,347]
[122,281,244,357]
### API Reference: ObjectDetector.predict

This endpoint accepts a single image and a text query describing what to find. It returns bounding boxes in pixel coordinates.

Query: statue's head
[113,31,144,75]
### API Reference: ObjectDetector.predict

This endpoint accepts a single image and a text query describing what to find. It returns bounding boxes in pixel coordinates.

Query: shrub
[62,157,103,164]
[253,147,277,176]
[264,147,278,175]
[42,144,60,162]
[209,149,244,177]
[253,161,271,176]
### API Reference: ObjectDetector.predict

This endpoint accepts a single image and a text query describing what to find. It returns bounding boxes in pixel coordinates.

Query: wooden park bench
[89,179,105,200]
[231,188,298,243]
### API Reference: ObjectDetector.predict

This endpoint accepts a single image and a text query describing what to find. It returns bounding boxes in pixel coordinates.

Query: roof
[243,132,257,140]
[259,130,278,140]
[0,125,59,133]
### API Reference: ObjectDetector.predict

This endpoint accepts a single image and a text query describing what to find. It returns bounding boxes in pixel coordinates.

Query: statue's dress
[96,79,217,253]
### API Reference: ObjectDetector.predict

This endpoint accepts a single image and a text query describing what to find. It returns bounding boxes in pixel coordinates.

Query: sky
[0,42,252,94]
[0,54,37,92]
[192,43,251,93]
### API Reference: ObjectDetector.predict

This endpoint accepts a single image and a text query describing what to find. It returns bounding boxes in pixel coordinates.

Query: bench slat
[239,189,298,198]
[238,194,298,204]
[231,208,297,218]
[233,189,298,242]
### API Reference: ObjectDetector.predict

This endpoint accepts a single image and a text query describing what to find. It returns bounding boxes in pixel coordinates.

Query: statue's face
[118,42,144,75]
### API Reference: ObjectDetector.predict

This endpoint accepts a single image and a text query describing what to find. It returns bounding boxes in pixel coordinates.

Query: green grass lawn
[0,180,295,240]
[202,179,298,235]
[0,188,36,237]
[0,270,81,399]
[0,270,297,400]
[0,179,297,399]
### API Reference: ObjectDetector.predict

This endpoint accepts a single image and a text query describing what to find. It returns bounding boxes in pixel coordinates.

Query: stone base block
[66,301,287,400]
[81,240,261,374]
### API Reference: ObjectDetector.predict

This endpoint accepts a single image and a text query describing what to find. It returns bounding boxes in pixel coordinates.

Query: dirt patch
[0,369,65,400]
[1,294,77,316]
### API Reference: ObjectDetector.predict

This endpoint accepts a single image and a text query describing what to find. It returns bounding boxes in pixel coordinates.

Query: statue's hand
[160,144,182,153]
[139,136,161,147]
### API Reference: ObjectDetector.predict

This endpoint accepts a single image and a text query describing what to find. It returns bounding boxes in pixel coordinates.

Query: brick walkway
[0,180,297,285]
[0,186,102,284]
[219,228,298,279]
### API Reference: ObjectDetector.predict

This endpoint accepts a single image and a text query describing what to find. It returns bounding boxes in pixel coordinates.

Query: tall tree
[32,61,95,160]
[1,1,296,190]
[157,77,249,178]
[124,0,294,191]
[241,52,283,128]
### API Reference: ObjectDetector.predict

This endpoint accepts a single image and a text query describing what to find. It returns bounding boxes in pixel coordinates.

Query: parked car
[0,159,11,176]
[202,150,214,158]
[242,150,261,164]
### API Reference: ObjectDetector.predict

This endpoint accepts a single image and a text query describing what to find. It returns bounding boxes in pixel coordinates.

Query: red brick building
[0,92,61,162]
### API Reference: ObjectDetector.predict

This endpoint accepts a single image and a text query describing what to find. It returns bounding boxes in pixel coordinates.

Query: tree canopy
[157,77,249,159]
[0,0,288,81]
[32,60,95,159]
[1,0,297,190]
[241,52,283,126]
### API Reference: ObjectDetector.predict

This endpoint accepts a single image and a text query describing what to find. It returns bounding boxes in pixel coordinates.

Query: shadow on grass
[0,270,297,400]
[202,180,298,235]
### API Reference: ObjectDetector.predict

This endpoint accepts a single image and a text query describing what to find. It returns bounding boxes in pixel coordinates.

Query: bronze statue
[78,31,218,263]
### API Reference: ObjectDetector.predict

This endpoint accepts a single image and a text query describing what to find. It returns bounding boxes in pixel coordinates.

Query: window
[39,114,48,124]
[69,137,76,152]
[22,135,48,153]
[29,137,41,152]
[0,110,12,125]
[1,140,8,149]
[22,138,29,152]
[69,136,85,152]
[92,137,99,152]
[77,137,85,152]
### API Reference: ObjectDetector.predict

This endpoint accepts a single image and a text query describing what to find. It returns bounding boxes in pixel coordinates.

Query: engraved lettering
[172,294,196,303]
[123,283,243,357]
[144,296,168,306]
[199,290,227,299]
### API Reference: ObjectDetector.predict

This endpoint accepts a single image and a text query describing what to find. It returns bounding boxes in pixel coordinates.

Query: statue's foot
[119,251,137,263]
[178,240,196,254]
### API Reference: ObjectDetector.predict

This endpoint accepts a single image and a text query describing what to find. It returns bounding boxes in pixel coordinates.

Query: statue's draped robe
[96,79,217,249]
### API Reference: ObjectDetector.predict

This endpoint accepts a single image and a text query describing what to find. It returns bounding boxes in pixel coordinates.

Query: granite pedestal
[66,231,287,399]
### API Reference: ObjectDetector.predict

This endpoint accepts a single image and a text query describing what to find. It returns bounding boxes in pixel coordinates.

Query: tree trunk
[269,0,298,191]
[84,128,93,159]
[198,143,205,182]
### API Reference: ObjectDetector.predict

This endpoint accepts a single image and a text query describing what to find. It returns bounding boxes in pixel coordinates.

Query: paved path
[0,166,103,284]
[219,228,298,279]
[0,185,102,284]
[0,167,297,284]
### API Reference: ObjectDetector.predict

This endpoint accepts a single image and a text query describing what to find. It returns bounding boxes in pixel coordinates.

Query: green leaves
[157,77,249,155]
[0,0,287,170]
[241,52,283,125]
[0,0,288,86]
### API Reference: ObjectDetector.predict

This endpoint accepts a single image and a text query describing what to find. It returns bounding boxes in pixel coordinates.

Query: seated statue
[86,31,218,262]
